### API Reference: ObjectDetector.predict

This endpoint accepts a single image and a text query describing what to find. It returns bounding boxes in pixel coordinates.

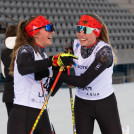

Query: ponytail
[87,13,117,64]
[10,17,37,75]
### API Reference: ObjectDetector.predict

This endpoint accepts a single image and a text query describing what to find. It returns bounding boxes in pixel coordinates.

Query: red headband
[78,15,102,37]
[25,15,51,37]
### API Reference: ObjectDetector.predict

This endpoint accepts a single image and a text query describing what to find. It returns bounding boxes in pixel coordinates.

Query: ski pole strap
[40,80,45,93]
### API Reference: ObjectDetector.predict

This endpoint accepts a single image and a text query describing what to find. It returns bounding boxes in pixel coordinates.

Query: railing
[112,75,134,84]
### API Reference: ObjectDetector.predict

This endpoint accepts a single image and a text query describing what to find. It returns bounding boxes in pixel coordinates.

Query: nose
[51,31,55,34]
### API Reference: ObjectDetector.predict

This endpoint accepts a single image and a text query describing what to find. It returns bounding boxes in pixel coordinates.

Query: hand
[34,69,49,80]
[52,53,78,67]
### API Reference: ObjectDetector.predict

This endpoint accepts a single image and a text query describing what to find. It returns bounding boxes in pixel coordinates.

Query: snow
[0,82,134,134]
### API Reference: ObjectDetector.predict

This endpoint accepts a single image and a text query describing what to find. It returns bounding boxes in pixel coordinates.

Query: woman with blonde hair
[51,13,122,134]
[7,15,77,134]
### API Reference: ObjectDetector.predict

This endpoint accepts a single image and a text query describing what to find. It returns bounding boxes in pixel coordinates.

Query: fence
[112,75,134,84]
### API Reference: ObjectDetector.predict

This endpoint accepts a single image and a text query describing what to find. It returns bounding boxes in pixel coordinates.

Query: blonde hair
[87,13,117,64]
[9,17,38,75]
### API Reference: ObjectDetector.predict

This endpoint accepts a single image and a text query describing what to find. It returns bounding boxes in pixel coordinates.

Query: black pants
[7,105,52,134]
[5,102,13,117]
[74,93,122,134]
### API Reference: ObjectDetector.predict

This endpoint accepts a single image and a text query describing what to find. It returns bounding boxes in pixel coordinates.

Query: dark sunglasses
[29,23,54,32]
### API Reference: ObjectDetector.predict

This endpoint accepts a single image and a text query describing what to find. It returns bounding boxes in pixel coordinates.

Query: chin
[47,42,52,46]
[45,41,52,46]
[80,42,87,46]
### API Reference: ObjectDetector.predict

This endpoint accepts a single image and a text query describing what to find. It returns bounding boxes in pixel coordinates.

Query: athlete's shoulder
[96,45,113,67]
[97,40,109,47]
[18,44,34,55]
[95,40,111,53]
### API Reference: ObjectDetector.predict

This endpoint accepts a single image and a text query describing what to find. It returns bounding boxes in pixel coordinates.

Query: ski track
[0,82,134,134]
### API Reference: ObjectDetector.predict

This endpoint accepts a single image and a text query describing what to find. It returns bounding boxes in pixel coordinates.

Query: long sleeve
[16,45,52,75]
[1,48,14,102]
[55,46,113,88]
[1,49,13,81]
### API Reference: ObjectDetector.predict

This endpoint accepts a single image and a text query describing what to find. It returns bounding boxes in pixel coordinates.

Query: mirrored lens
[85,27,92,34]
[76,26,83,33]
[76,26,92,34]
[45,24,54,32]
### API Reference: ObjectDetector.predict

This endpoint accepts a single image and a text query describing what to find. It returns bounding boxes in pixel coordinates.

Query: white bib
[73,39,114,100]
[14,47,52,109]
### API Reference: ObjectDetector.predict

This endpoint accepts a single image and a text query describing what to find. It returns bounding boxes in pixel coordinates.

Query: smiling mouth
[48,37,52,39]
[80,38,87,41]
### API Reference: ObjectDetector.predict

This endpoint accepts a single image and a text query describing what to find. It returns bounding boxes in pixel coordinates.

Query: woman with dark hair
[1,24,17,116]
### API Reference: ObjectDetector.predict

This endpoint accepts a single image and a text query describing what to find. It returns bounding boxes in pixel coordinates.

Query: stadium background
[0,0,134,87]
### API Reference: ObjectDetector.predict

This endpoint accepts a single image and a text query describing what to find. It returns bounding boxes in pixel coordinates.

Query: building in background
[0,0,134,86]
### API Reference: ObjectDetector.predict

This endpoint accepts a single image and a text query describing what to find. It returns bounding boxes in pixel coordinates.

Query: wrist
[48,56,53,66]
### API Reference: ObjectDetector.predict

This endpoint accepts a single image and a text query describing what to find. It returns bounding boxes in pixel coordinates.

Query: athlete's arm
[16,45,52,75]
[56,46,113,88]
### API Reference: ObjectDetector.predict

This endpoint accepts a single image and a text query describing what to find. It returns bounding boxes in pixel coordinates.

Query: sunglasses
[29,23,54,32]
[76,25,99,34]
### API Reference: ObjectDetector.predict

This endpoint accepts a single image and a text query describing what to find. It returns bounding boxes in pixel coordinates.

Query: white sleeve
[48,67,53,78]
[1,60,5,78]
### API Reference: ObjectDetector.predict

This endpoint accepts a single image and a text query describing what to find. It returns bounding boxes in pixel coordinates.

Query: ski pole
[30,66,64,134]
[40,79,55,134]
[67,66,76,134]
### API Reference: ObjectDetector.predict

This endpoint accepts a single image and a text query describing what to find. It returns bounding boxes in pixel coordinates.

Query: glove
[51,53,78,67]
[52,66,67,74]
[34,69,49,80]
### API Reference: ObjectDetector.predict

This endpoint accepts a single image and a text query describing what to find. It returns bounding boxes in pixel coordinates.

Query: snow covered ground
[0,82,134,134]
